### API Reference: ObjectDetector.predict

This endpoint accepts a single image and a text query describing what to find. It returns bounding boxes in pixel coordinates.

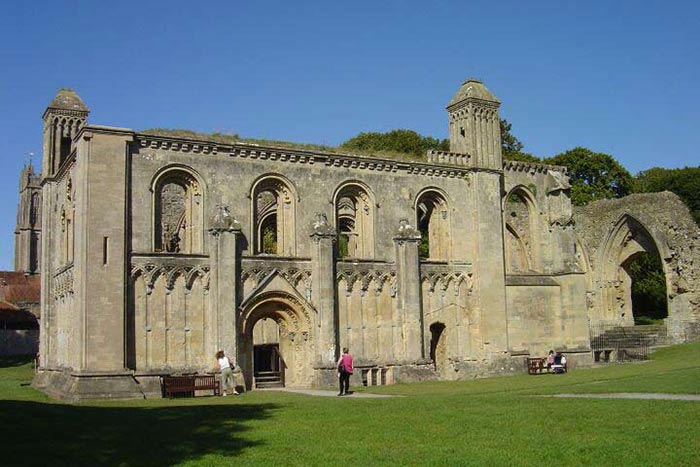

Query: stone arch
[414,187,451,260]
[250,174,298,256]
[596,213,671,325]
[238,291,313,390]
[332,181,376,259]
[150,165,205,254]
[503,185,541,272]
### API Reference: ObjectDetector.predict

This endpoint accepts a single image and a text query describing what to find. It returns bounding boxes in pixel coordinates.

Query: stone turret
[41,89,89,178]
[14,163,41,274]
[446,78,502,169]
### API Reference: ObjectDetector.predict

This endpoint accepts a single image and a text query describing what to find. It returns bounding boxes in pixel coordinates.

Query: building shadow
[0,400,277,466]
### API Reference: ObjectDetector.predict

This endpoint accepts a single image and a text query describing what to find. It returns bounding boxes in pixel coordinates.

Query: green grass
[2,343,699,466]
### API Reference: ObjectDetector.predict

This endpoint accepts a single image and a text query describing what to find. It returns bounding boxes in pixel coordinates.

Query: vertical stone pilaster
[208,205,242,361]
[309,213,337,366]
[393,219,424,362]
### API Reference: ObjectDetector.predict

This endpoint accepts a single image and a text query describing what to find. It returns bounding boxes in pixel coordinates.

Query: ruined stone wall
[574,192,700,340]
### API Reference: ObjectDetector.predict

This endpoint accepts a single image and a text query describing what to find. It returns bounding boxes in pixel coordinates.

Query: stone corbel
[208,204,242,235]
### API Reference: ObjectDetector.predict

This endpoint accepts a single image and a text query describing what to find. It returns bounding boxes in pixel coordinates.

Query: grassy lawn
[2,343,699,466]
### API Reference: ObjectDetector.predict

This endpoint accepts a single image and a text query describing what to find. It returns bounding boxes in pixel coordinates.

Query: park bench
[162,374,220,398]
[527,357,549,375]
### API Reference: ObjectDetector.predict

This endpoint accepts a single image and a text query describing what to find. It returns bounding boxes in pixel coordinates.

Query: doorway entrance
[254,344,284,388]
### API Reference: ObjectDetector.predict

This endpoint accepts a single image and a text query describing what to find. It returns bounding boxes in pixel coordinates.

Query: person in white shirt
[216,350,238,395]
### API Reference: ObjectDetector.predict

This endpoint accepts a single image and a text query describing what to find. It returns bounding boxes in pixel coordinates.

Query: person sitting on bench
[551,352,567,374]
[546,350,555,371]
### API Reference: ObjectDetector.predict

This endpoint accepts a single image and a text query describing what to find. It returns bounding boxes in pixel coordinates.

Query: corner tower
[446,78,502,169]
[14,163,42,274]
[41,89,89,178]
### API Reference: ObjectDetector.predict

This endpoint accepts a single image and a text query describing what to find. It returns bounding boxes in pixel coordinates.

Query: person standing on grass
[216,350,238,396]
[337,347,354,396]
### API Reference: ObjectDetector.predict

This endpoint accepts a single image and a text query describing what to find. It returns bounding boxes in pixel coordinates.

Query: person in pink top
[337,347,354,396]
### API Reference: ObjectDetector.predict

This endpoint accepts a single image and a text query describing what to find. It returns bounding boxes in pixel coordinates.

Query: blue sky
[1,1,698,269]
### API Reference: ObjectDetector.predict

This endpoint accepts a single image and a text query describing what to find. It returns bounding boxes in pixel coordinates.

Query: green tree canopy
[544,147,633,206]
[634,166,700,225]
[340,129,448,158]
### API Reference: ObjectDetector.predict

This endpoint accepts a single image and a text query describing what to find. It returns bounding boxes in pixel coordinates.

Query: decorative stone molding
[503,160,568,175]
[310,212,335,237]
[241,257,313,299]
[427,150,471,167]
[53,265,74,300]
[136,135,477,180]
[420,262,473,296]
[393,219,422,243]
[130,258,210,294]
[208,204,241,234]
[336,261,397,296]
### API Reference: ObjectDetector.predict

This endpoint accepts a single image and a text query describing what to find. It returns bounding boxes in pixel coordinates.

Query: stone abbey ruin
[25,79,699,400]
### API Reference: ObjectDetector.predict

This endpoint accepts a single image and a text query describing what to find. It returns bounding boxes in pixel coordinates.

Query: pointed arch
[595,213,670,324]
[503,185,541,272]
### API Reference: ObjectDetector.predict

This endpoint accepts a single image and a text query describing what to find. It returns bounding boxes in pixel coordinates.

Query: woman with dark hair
[337,347,354,396]
[216,350,238,396]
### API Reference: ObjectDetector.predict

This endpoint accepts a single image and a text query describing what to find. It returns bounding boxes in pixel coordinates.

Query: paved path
[550,393,700,401]
[258,387,396,398]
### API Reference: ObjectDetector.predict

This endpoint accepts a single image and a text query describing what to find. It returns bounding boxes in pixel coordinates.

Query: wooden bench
[527,357,550,375]
[163,375,221,398]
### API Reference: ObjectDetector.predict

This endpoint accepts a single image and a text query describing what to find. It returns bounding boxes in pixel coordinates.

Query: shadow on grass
[0,355,35,368]
[0,400,277,466]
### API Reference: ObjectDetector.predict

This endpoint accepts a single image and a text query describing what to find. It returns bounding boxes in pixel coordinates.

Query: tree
[340,129,449,158]
[544,147,632,206]
[634,166,700,225]
[500,118,540,163]
[627,253,668,323]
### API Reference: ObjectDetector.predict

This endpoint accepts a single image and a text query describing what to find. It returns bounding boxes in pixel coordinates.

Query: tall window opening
[504,187,539,273]
[252,177,296,256]
[153,169,203,254]
[334,184,374,259]
[59,136,72,165]
[416,191,449,260]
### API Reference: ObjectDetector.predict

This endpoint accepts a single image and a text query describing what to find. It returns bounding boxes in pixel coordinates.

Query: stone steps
[255,371,283,388]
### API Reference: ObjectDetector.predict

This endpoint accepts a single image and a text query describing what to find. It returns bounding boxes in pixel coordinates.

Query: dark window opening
[59,136,72,165]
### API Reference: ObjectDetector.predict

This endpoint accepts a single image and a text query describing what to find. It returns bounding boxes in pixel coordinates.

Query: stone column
[309,213,337,366]
[208,205,242,361]
[393,219,424,361]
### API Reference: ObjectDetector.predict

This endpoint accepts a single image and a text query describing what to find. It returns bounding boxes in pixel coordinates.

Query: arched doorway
[239,292,313,390]
[597,214,669,326]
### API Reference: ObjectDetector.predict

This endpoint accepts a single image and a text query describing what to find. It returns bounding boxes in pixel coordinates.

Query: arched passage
[238,292,313,390]
[598,214,669,325]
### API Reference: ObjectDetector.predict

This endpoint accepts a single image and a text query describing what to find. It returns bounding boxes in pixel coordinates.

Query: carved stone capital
[208,204,241,234]
[310,212,336,240]
[393,218,421,243]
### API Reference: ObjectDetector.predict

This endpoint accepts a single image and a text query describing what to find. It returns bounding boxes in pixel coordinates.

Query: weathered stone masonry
[32,80,700,400]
